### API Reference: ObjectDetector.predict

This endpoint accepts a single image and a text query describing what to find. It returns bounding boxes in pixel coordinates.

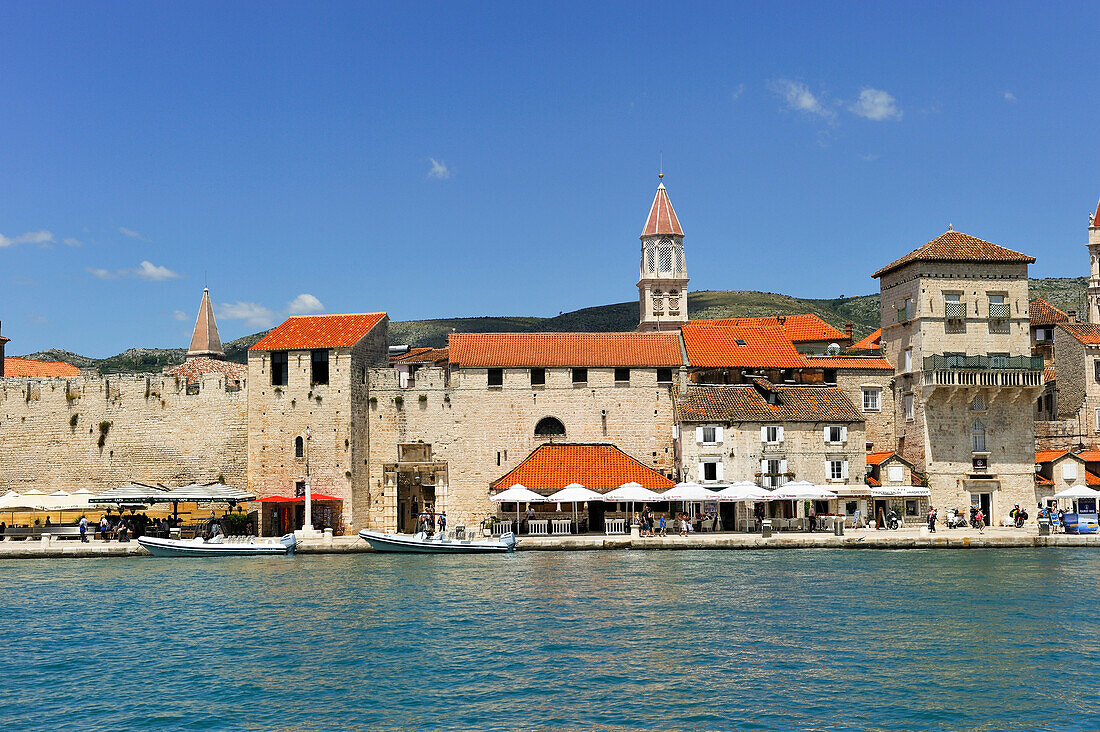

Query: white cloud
[848,88,902,121]
[87,267,125,280]
[172,310,189,322]
[134,260,180,281]
[0,229,55,248]
[427,158,451,180]
[771,80,836,121]
[28,314,48,325]
[1004,91,1017,103]
[731,83,745,101]
[287,293,324,314]
[63,237,82,247]
[217,302,276,329]
[119,227,150,242]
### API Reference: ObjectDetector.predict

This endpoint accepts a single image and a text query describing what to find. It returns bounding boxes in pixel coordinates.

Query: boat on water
[138,533,297,557]
[359,529,516,554]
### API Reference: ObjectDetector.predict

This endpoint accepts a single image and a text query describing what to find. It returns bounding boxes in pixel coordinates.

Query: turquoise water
[2,549,1099,731]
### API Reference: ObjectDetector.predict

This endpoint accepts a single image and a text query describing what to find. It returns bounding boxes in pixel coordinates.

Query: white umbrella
[603,482,664,526]
[715,481,771,502]
[546,483,602,525]
[771,481,837,501]
[662,481,716,502]
[1053,485,1100,500]
[490,484,547,527]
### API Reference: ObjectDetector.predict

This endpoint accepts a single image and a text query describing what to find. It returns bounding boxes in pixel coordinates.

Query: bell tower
[638,175,689,332]
[1088,197,1100,323]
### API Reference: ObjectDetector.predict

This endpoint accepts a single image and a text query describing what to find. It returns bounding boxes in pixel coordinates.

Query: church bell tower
[637,175,689,332]
[1089,197,1100,323]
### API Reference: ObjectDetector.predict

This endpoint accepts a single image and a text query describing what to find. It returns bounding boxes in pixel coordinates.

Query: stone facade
[834,369,895,452]
[0,373,247,493]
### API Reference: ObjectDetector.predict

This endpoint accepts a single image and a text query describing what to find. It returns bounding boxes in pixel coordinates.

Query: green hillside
[18,277,1089,372]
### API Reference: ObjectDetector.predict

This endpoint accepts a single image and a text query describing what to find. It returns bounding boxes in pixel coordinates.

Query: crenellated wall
[0,373,247,492]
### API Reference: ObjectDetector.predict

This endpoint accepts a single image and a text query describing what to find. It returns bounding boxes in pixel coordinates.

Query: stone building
[638,177,689,332]
[246,312,389,532]
[873,229,1043,523]
[1087,197,1100,324]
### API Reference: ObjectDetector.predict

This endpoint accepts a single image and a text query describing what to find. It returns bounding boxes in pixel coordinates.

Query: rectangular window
[703,461,718,482]
[702,426,716,444]
[765,425,782,444]
[572,368,588,384]
[656,368,673,384]
[902,348,912,373]
[988,293,1008,319]
[829,460,844,480]
[905,500,918,517]
[904,394,914,422]
[488,368,503,387]
[1093,360,1100,382]
[310,349,329,385]
[862,388,880,412]
[944,293,963,319]
[614,367,630,383]
[271,351,288,386]
[530,368,546,386]
[826,425,844,443]
[888,465,904,483]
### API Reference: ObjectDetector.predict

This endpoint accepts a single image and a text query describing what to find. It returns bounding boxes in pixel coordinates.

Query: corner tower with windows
[1087,197,1100,323]
[638,176,689,332]
[873,229,1042,524]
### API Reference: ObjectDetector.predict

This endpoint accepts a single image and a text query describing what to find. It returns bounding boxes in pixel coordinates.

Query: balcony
[922,354,1043,389]
[896,307,911,323]
[944,302,964,319]
[988,303,1010,319]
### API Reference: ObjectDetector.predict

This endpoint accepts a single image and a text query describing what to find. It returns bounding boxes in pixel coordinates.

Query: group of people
[632,506,671,537]
[416,505,446,537]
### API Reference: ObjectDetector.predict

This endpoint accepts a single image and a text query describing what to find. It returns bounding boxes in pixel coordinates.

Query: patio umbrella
[547,483,602,523]
[1053,485,1100,500]
[715,481,771,502]
[662,481,716,502]
[603,482,664,524]
[490,484,547,526]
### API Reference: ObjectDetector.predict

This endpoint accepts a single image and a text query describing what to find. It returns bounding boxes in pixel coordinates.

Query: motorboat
[358,529,516,554]
[138,533,297,557]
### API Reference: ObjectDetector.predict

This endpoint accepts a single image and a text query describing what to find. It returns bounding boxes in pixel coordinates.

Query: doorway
[971,492,992,525]
[586,500,604,533]
[874,499,889,528]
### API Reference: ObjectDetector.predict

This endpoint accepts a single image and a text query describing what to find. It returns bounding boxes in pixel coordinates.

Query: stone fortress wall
[0,373,247,494]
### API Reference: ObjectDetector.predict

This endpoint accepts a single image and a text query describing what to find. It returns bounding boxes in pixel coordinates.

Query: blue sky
[1,1,1097,356]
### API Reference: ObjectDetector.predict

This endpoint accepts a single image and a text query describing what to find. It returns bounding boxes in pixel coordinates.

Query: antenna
[658,152,663,180]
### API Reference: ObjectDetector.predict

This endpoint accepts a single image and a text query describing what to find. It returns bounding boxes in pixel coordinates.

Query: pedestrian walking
[808,504,817,532]
[79,516,89,543]
[927,506,937,533]
[976,509,985,534]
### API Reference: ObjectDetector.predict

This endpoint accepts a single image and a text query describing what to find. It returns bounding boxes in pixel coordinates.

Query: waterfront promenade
[2,526,1099,558]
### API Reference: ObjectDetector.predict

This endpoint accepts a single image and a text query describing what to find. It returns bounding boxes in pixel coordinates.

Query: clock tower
[637,175,689,332]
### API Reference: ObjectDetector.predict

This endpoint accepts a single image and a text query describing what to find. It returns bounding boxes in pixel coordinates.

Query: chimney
[777,315,787,326]
[1068,310,1077,323]
[844,322,853,341]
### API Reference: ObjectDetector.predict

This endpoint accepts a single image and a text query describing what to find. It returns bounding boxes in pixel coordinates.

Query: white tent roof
[161,483,255,503]
[602,483,664,502]
[771,481,838,501]
[88,482,170,504]
[546,484,603,504]
[490,484,548,503]
[1053,485,1100,500]
[662,481,717,502]
[715,482,772,502]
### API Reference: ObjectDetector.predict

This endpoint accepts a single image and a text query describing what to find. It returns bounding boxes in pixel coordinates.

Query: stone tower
[187,288,225,360]
[638,176,689,332]
[1088,197,1100,323]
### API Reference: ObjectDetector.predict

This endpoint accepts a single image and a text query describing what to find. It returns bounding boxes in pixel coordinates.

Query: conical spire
[1092,196,1100,228]
[641,181,684,237]
[187,288,225,360]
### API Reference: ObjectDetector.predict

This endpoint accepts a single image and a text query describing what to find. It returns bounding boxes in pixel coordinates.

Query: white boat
[358,529,516,554]
[138,533,297,557]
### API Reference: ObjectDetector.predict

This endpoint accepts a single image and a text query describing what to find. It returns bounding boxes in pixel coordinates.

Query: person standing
[927,506,937,533]
[437,511,447,537]
[79,515,89,543]
[975,509,985,534]
[808,504,817,532]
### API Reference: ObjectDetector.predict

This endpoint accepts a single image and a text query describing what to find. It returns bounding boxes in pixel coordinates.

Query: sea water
[2,548,1098,731]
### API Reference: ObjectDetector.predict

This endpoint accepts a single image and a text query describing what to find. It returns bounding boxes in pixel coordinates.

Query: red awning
[254,495,295,503]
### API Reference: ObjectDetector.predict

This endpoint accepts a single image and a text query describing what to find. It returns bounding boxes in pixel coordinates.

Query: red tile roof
[1044,365,1056,382]
[165,357,246,381]
[866,451,895,466]
[641,183,683,237]
[3,357,80,377]
[682,323,806,369]
[1058,322,1100,345]
[1030,298,1069,327]
[674,382,863,423]
[803,354,894,370]
[1078,450,1100,462]
[848,328,881,351]
[1035,475,1054,486]
[391,347,449,365]
[1093,197,1100,228]
[866,476,881,486]
[1035,450,1071,464]
[1088,470,1100,487]
[691,314,849,343]
[448,332,682,368]
[251,313,386,351]
[872,230,1035,278]
[490,444,674,494]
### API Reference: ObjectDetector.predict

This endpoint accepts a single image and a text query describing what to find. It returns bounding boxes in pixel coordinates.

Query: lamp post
[304,425,313,534]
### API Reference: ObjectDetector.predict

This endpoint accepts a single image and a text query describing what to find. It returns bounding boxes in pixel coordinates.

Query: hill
[17,277,1089,372]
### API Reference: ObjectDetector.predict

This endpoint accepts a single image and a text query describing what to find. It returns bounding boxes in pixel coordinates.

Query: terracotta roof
[1044,366,1056,382]
[1088,471,1100,487]
[165,357,246,381]
[866,451,895,466]
[251,313,386,351]
[3,357,80,377]
[1030,298,1069,327]
[390,347,449,365]
[1035,450,1072,464]
[490,443,674,494]
[848,328,881,351]
[1078,450,1100,462]
[872,230,1035,279]
[866,476,881,486]
[804,354,894,370]
[641,183,683,237]
[0,335,9,344]
[1035,475,1054,486]
[448,332,682,368]
[682,323,806,369]
[1093,197,1100,228]
[691,314,849,343]
[1058,322,1100,346]
[187,288,224,359]
[674,382,863,423]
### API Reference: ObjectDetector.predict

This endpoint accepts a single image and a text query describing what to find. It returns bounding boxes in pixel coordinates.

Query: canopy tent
[603,482,664,503]
[161,483,256,504]
[770,481,838,501]
[490,484,547,526]
[546,483,603,523]
[1053,485,1100,500]
[661,481,716,502]
[88,482,170,505]
[715,481,772,502]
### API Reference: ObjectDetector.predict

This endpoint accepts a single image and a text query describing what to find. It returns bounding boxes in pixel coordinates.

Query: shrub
[418,394,428,402]
[69,414,79,428]
[394,396,404,406]
[97,421,112,448]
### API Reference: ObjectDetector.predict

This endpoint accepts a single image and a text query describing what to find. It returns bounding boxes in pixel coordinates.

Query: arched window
[645,241,655,272]
[295,436,304,458]
[658,238,674,272]
[676,248,684,273]
[971,420,986,452]
[535,417,566,437]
